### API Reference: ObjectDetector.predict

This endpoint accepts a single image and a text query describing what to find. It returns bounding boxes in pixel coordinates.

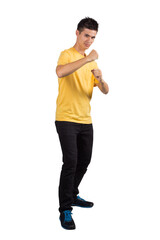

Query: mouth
[84,43,90,47]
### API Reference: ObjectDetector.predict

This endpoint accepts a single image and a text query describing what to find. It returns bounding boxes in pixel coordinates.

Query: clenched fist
[87,50,98,62]
[91,69,103,82]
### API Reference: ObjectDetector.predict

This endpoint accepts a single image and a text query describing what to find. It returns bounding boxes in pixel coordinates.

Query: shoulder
[60,47,74,54]
[57,48,72,65]
[59,48,71,56]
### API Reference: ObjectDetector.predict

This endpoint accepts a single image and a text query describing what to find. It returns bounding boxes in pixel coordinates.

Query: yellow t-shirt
[55,47,99,124]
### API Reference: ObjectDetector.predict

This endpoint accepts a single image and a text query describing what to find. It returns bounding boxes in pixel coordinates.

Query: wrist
[99,77,104,82]
[86,55,92,63]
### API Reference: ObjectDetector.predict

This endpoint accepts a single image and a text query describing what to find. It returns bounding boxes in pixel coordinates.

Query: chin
[84,45,90,49]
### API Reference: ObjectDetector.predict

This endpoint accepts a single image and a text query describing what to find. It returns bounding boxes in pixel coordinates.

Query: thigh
[55,121,79,164]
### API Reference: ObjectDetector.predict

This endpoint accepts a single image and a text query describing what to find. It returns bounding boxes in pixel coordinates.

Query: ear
[76,30,79,37]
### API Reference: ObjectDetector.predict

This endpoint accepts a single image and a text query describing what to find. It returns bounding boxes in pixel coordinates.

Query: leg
[55,121,79,213]
[73,124,93,199]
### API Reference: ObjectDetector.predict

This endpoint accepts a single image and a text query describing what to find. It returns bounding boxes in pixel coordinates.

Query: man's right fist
[87,50,98,62]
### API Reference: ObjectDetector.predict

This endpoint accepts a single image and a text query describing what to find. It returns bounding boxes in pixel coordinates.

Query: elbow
[104,86,109,95]
[56,72,63,78]
[56,66,63,78]
[56,70,63,78]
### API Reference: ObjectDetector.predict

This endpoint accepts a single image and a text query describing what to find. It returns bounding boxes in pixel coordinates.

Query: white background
[0,0,160,239]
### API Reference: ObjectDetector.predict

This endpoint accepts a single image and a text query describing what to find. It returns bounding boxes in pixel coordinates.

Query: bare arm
[96,79,109,94]
[56,57,89,78]
[91,69,109,94]
[56,50,98,78]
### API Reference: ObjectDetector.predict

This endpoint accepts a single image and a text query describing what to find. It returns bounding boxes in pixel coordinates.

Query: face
[76,28,97,50]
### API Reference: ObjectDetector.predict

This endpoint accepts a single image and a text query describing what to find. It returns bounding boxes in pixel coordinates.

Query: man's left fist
[91,69,103,81]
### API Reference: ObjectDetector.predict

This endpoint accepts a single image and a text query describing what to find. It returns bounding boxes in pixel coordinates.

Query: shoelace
[64,210,72,222]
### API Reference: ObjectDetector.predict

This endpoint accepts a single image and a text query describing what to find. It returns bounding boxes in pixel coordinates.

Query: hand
[91,69,103,82]
[87,50,98,62]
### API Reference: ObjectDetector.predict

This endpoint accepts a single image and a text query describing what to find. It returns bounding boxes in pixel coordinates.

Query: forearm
[56,57,90,78]
[98,79,109,94]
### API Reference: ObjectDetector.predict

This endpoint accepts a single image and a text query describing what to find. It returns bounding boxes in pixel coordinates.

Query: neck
[73,42,85,56]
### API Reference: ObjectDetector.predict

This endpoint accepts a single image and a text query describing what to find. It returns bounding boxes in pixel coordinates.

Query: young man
[55,17,109,230]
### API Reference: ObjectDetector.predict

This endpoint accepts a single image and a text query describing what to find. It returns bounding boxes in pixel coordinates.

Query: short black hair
[77,17,99,33]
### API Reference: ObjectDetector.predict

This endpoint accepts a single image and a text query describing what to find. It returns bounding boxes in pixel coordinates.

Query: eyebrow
[85,34,96,39]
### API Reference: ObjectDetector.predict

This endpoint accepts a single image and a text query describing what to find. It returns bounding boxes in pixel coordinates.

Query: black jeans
[55,121,93,213]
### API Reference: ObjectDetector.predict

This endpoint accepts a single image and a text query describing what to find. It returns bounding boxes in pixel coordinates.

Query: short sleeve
[93,61,99,87]
[57,50,70,65]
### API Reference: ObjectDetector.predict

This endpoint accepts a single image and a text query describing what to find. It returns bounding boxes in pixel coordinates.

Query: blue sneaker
[72,196,94,208]
[59,210,76,230]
